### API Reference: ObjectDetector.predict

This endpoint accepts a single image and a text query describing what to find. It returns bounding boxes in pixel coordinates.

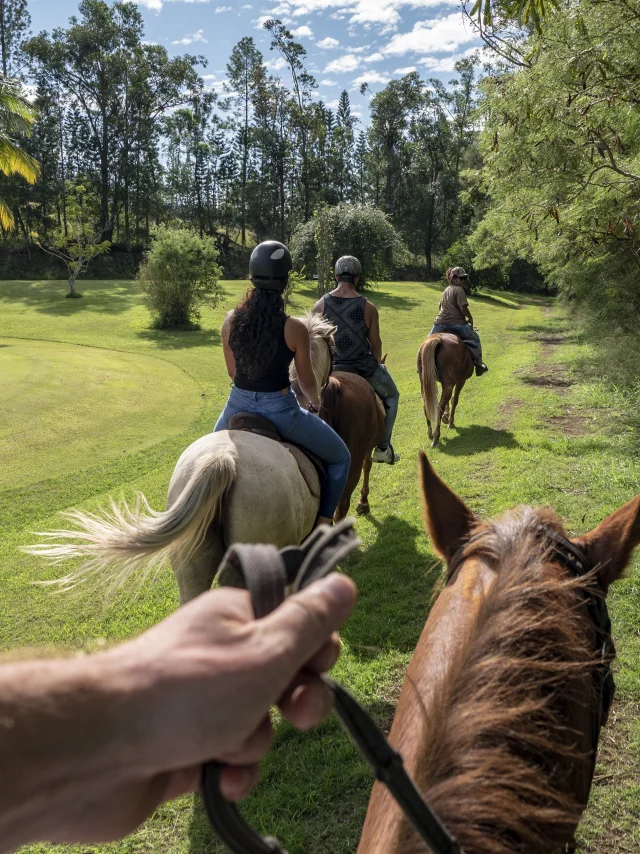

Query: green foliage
[472,0,640,330]
[442,237,508,293]
[31,183,110,296]
[0,75,39,229]
[290,203,408,289]
[283,266,306,308]
[137,226,223,329]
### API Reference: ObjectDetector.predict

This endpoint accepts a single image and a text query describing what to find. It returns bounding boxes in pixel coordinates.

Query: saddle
[228,412,326,500]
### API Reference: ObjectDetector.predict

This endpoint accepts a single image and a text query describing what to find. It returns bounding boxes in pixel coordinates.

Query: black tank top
[322,294,378,378]
[232,314,295,392]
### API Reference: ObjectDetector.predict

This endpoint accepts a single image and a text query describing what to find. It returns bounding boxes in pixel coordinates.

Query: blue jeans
[430,323,483,364]
[215,386,351,518]
[366,364,399,449]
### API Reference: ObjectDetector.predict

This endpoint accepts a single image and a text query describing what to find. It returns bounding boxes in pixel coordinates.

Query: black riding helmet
[249,240,292,291]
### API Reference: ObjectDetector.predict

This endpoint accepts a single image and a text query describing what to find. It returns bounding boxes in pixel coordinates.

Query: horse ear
[574,494,640,590]
[419,451,476,563]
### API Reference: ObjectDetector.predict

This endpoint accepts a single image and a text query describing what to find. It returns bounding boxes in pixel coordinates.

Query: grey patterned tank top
[323,294,378,378]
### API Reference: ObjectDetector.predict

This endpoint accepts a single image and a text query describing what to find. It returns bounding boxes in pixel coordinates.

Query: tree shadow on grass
[340,514,442,655]
[0,280,139,315]
[137,327,221,350]
[436,424,520,456]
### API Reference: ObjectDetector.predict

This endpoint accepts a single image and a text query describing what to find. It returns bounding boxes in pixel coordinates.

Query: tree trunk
[385,139,393,213]
[68,273,77,296]
[0,1,7,78]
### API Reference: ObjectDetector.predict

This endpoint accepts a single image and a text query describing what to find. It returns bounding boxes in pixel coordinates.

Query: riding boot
[475,363,489,376]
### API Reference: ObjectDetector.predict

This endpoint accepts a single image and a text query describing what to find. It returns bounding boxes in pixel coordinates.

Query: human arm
[285,318,320,410]
[312,297,325,315]
[0,575,356,852]
[456,290,473,326]
[221,311,236,380]
[366,302,383,363]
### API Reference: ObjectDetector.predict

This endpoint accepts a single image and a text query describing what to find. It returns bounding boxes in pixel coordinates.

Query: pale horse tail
[24,446,237,592]
[419,337,440,426]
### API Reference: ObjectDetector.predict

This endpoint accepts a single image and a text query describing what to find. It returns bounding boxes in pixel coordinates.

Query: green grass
[0,278,638,852]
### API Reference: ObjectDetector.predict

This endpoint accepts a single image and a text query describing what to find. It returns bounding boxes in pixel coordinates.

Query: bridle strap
[202,518,463,854]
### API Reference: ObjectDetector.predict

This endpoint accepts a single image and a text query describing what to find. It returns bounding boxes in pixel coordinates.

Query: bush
[290,204,408,290]
[138,227,223,329]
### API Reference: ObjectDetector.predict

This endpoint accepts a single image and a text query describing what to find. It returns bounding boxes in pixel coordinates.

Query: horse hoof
[431,439,440,449]
[356,503,370,516]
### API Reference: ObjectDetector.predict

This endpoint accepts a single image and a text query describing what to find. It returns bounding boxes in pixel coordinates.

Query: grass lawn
[0,278,638,853]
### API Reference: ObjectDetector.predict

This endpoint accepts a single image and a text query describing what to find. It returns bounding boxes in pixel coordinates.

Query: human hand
[43,574,356,845]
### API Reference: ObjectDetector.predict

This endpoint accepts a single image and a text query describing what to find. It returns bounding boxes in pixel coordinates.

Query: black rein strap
[202,518,463,854]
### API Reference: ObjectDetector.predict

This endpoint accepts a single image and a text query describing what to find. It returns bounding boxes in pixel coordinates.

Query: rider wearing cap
[216,240,351,527]
[430,266,488,376]
[313,256,400,465]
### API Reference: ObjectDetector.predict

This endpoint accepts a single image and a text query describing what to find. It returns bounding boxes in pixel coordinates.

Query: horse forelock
[400,507,601,854]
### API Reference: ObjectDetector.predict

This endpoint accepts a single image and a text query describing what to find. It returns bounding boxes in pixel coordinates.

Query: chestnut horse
[359,452,638,854]
[292,369,385,519]
[418,334,473,448]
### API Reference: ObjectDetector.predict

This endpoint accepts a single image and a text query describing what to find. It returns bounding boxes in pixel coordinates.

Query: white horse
[28,314,335,604]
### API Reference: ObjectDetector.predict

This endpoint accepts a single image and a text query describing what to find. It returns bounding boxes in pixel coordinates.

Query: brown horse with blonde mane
[359,451,639,854]
[418,334,473,448]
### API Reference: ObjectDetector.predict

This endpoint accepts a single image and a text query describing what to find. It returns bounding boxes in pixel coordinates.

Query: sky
[27,0,481,121]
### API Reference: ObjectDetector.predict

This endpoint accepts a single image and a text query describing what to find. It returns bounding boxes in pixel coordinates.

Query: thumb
[260,573,357,677]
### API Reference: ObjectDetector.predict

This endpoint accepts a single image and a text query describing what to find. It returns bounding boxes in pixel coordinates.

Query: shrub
[138,227,223,329]
[290,203,408,291]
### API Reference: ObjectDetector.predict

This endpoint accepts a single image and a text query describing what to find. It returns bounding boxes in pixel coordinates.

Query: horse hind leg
[433,385,453,448]
[172,525,225,605]
[448,381,466,430]
[356,451,373,516]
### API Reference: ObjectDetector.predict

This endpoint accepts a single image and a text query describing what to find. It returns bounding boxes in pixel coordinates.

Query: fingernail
[320,574,356,609]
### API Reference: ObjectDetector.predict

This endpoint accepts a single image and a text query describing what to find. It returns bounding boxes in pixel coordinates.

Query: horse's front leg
[356,451,373,516]
[433,385,453,448]
[448,380,466,429]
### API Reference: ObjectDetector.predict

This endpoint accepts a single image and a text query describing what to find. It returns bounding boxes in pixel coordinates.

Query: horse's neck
[357,559,496,853]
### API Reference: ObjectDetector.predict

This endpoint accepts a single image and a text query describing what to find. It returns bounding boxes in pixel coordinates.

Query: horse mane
[401,507,600,854]
[289,311,335,390]
[319,376,341,429]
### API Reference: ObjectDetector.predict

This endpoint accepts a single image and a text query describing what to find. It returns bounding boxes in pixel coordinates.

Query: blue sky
[28,0,481,121]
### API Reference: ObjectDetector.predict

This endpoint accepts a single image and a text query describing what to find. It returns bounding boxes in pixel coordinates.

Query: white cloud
[241,3,253,6]
[325,98,341,108]
[364,51,383,63]
[291,24,314,38]
[352,70,390,86]
[215,4,232,10]
[320,78,338,85]
[394,65,416,73]
[383,13,475,55]
[127,0,212,10]
[317,36,340,49]
[254,14,273,27]
[324,54,361,73]
[172,28,208,44]
[329,11,345,18]
[265,57,288,70]
[418,46,477,71]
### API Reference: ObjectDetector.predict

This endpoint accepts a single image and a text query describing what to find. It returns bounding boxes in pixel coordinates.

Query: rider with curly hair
[215,240,351,527]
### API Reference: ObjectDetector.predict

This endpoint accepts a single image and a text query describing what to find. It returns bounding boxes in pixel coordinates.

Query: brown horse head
[358,453,640,854]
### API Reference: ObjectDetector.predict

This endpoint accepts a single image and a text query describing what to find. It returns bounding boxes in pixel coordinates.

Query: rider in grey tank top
[313,256,400,465]
[322,294,378,378]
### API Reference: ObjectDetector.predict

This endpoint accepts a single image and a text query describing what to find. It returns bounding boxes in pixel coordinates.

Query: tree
[31,183,110,297]
[0,74,39,229]
[0,0,30,78]
[137,226,223,328]
[25,0,200,239]
[368,73,423,214]
[226,37,264,246]
[291,203,408,289]
[471,0,640,330]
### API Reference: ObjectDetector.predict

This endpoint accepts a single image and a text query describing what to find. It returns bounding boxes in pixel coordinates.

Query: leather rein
[201,520,615,854]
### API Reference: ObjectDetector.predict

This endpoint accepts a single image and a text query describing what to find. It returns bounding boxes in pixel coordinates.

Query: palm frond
[0,196,15,230]
[0,136,40,183]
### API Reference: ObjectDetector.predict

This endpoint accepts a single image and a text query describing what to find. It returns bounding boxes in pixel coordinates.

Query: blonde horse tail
[420,337,440,425]
[25,446,237,592]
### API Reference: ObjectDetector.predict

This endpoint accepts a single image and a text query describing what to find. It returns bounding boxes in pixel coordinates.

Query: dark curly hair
[229,288,286,380]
